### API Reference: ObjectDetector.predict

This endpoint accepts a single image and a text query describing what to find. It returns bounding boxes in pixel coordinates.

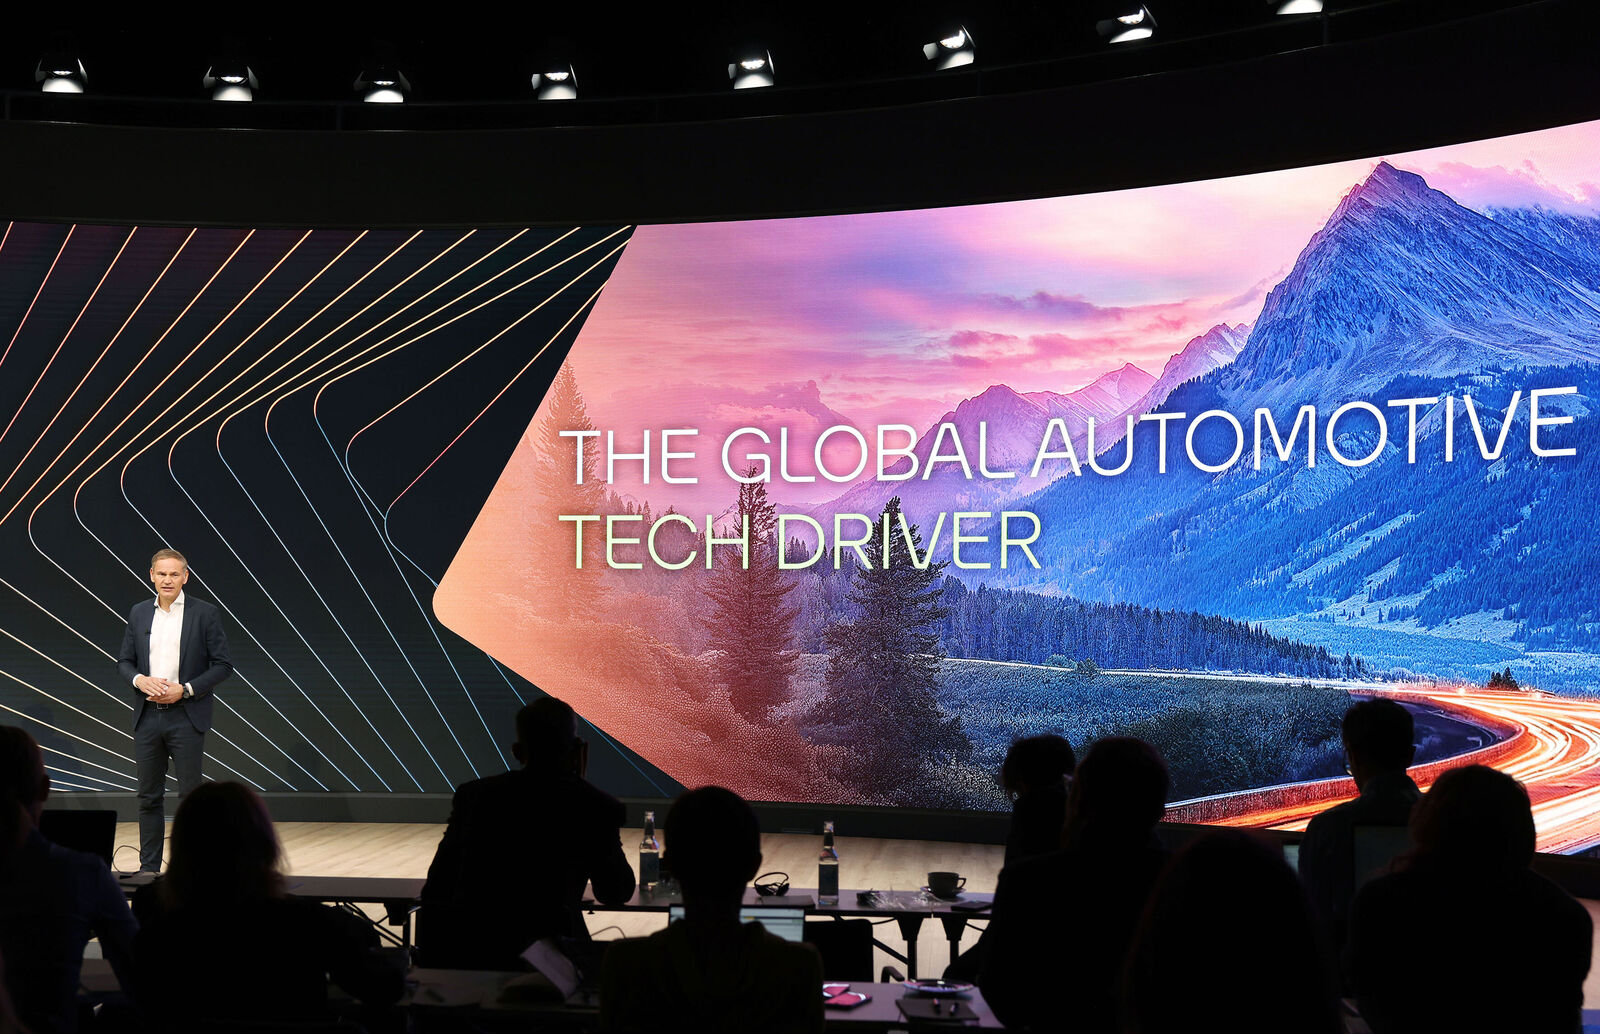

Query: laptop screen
[668,906,807,943]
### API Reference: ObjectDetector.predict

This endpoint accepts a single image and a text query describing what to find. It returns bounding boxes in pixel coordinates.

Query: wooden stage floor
[113,821,1005,979]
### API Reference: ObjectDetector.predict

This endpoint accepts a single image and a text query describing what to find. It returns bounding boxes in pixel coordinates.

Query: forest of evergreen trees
[934,580,1364,678]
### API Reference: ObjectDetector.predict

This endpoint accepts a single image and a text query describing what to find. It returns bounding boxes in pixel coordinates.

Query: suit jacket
[116,595,232,733]
[420,767,635,970]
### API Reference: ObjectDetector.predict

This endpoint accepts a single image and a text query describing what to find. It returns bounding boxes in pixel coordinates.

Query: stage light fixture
[1273,0,1323,12]
[728,49,775,89]
[202,63,258,102]
[1096,6,1157,44]
[355,64,411,104]
[922,23,976,70]
[35,54,86,94]
[535,65,578,100]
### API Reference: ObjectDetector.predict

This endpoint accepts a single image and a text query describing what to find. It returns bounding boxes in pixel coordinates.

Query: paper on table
[521,937,583,999]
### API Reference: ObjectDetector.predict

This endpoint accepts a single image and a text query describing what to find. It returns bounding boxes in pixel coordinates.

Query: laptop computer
[669,905,807,943]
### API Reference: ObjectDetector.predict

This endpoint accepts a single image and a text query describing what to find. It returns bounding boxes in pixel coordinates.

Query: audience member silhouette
[946,732,1077,982]
[1347,765,1591,1034]
[1001,733,1077,865]
[601,786,823,1034]
[421,696,635,970]
[132,781,403,1029]
[0,950,25,1034]
[980,737,1171,1034]
[1124,829,1341,1034]
[1298,698,1419,954]
[0,725,136,1034]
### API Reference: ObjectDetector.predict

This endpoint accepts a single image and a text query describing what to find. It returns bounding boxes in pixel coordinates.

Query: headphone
[754,871,790,897]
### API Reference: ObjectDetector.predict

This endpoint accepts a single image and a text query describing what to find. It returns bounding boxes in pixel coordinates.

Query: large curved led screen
[4,119,1598,852]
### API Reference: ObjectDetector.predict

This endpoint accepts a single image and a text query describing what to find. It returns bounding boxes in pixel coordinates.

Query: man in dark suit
[420,696,635,970]
[116,548,232,873]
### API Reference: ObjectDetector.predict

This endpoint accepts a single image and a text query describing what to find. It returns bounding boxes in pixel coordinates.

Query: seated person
[601,786,823,1034]
[1123,830,1340,1034]
[1298,698,1420,953]
[133,781,403,1028]
[421,695,635,970]
[1347,765,1591,1034]
[979,737,1171,1034]
[1001,733,1077,865]
[0,725,137,1034]
[946,732,1077,981]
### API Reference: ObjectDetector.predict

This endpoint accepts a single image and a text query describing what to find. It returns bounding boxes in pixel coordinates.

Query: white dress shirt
[140,592,191,696]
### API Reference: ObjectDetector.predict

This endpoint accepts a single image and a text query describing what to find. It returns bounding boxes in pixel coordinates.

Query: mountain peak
[1327,162,1442,228]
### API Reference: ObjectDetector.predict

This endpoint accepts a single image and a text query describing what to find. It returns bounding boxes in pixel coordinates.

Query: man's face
[150,559,188,605]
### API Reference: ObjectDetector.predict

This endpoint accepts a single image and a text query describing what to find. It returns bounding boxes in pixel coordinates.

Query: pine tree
[701,473,800,722]
[816,497,970,798]
[529,365,607,618]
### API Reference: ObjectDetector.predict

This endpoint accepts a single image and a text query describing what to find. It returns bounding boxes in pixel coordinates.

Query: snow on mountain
[1133,323,1251,414]
[1220,161,1600,408]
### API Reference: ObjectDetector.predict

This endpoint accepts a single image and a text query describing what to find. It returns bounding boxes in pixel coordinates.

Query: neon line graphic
[168,231,456,784]
[40,743,138,783]
[0,227,134,456]
[44,766,135,791]
[313,234,629,767]
[0,229,198,526]
[380,267,620,515]
[339,229,630,481]
[0,225,75,376]
[0,667,142,765]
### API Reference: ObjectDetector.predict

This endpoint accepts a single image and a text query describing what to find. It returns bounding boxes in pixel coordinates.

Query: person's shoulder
[1520,870,1592,926]
[185,596,221,618]
[42,836,117,884]
[126,597,153,620]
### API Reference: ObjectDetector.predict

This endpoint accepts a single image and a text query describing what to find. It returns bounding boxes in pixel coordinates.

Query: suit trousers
[135,705,205,872]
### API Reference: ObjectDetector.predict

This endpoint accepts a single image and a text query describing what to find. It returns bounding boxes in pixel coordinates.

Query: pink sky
[557,118,1600,514]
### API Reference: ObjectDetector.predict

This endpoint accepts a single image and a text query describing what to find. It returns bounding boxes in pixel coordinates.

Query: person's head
[1124,830,1340,1034]
[1408,765,1535,876]
[513,696,579,773]
[1065,737,1168,845]
[1341,699,1415,787]
[1000,734,1076,800]
[0,726,48,835]
[663,786,761,910]
[148,548,189,607]
[163,781,284,908]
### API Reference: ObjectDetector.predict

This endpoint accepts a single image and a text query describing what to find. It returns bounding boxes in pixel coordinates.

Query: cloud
[1424,159,1600,214]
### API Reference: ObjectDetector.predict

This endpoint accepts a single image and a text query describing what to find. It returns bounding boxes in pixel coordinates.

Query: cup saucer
[921,885,964,900]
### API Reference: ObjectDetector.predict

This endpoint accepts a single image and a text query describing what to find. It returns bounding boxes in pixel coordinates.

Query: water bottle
[639,810,660,892]
[818,820,839,906]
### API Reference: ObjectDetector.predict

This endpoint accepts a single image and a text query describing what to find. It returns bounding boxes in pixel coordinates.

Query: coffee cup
[928,871,966,899]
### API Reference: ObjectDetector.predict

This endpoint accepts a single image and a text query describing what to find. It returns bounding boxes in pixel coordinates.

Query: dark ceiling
[4,1,1543,116]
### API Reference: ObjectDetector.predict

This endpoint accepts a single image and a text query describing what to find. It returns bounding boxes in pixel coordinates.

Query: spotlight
[728,48,775,90]
[1272,0,1323,11]
[1096,6,1157,44]
[203,62,258,102]
[534,64,577,100]
[922,23,975,70]
[35,53,86,94]
[355,64,410,104]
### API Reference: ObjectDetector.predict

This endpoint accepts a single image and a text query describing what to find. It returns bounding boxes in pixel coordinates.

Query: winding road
[1189,687,1600,855]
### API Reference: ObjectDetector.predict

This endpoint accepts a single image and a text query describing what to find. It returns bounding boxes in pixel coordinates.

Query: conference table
[595,884,995,980]
[117,873,991,977]
[406,968,1003,1030]
[117,872,429,949]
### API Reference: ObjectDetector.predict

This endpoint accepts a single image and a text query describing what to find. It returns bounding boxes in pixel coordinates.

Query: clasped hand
[138,676,185,704]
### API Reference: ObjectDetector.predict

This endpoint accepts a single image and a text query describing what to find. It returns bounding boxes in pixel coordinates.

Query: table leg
[894,914,926,980]
[939,914,970,965]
